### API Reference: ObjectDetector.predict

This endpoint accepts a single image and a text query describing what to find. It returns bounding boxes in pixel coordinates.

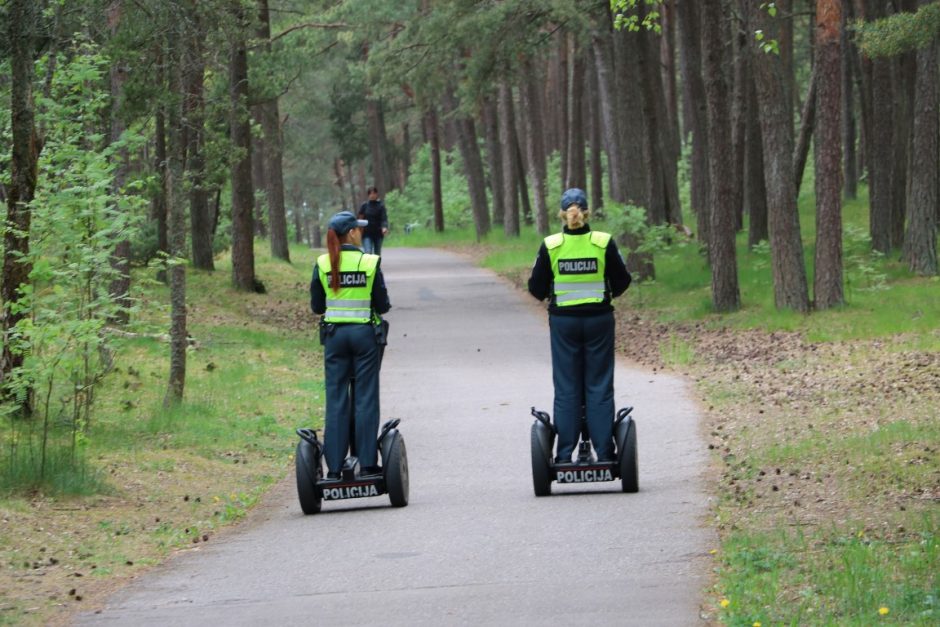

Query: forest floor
[1,245,937,625]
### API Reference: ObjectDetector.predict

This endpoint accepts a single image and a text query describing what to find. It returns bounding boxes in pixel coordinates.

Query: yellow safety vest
[317,251,379,323]
[545,231,610,306]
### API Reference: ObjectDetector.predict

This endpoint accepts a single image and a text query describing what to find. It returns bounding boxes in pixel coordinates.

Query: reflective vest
[317,251,379,323]
[546,231,610,306]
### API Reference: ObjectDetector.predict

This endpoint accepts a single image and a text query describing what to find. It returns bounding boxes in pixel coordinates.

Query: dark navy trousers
[549,312,616,462]
[323,323,381,474]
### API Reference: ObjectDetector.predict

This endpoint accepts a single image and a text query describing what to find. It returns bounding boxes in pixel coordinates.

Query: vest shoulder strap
[544,233,564,250]
[359,253,380,273]
[590,231,611,249]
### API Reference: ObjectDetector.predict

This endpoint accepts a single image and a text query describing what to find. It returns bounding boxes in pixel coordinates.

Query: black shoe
[361,466,381,475]
[326,471,340,480]
[554,456,570,465]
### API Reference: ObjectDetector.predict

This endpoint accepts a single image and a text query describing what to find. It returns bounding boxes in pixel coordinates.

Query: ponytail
[559,205,589,230]
[326,228,342,293]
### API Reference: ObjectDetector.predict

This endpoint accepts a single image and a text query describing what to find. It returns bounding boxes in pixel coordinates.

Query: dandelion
[709,549,718,555]
[753,622,761,627]
[879,607,889,616]
[720,598,730,608]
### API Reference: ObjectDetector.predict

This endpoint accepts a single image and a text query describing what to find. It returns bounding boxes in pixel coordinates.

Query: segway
[295,381,409,514]
[530,405,638,496]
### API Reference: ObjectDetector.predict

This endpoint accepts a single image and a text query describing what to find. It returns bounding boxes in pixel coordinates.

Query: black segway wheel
[530,422,553,497]
[295,439,323,514]
[619,418,638,493]
[384,432,409,507]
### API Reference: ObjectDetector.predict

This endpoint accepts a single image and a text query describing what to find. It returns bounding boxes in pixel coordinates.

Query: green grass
[716,521,938,625]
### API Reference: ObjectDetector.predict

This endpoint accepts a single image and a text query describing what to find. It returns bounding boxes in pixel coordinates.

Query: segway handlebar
[296,428,319,446]
[531,407,552,426]
[615,406,634,423]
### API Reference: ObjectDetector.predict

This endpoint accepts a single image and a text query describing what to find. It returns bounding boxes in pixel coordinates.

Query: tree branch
[270,22,349,44]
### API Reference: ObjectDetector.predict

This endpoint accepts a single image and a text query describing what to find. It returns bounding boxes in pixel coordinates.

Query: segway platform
[295,419,409,514]
[530,406,638,496]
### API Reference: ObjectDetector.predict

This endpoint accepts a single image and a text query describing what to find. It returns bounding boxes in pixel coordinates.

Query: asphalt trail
[77,247,712,626]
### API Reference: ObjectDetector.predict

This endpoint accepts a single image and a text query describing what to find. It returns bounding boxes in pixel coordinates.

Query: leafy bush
[1,40,147,494]
[384,144,472,233]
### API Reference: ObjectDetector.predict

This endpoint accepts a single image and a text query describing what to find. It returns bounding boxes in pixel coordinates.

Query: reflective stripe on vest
[317,251,379,323]
[546,231,610,307]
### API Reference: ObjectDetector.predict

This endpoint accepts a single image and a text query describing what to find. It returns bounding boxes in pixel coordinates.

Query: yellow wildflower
[879,607,890,616]
[719,599,730,608]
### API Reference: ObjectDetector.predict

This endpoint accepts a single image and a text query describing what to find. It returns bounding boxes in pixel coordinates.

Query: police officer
[527,189,631,464]
[310,211,391,478]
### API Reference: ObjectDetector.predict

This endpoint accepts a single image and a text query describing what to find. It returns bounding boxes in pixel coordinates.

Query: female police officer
[527,189,631,464]
[310,211,391,478]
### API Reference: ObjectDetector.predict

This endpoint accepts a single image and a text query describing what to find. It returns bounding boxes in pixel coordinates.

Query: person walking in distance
[526,188,632,464]
[358,186,389,255]
[310,211,391,478]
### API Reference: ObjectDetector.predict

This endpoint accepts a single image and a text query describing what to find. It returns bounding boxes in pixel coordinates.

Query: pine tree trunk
[902,12,938,276]
[401,122,411,187]
[793,69,818,196]
[165,25,188,406]
[677,0,711,252]
[591,25,625,203]
[499,81,520,237]
[250,116,267,237]
[445,87,490,240]
[481,95,505,227]
[731,10,748,232]
[587,45,604,214]
[426,106,444,232]
[185,16,214,271]
[566,39,587,190]
[615,30,647,207]
[634,27,666,225]
[891,52,915,249]
[257,0,290,264]
[702,0,741,312]
[746,72,769,248]
[153,102,169,282]
[639,8,682,225]
[814,0,845,310]
[841,7,858,199]
[2,0,39,408]
[107,1,131,324]
[557,32,569,192]
[748,0,810,312]
[521,59,550,234]
[230,32,257,292]
[367,99,391,196]
[661,0,681,159]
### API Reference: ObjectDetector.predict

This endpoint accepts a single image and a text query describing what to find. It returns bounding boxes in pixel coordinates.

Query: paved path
[77,248,712,626]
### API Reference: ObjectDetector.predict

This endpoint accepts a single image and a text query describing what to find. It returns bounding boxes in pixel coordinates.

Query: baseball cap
[561,188,588,211]
[328,210,368,235]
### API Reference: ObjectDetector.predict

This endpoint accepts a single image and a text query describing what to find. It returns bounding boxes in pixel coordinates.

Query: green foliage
[611,0,662,33]
[383,143,473,232]
[604,203,678,258]
[855,3,940,58]
[1,39,148,494]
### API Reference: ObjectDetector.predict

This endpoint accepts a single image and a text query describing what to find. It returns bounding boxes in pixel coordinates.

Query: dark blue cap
[561,188,588,211]
[328,210,368,235]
